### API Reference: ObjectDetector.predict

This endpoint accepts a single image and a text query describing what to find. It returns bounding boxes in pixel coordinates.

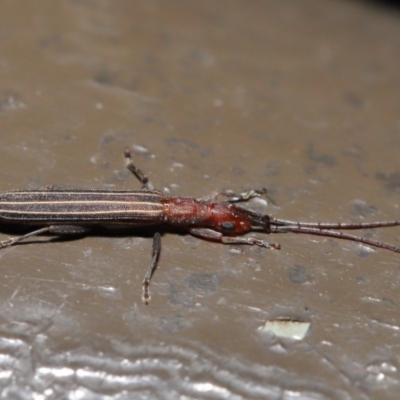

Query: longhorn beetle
[0,149,399,303]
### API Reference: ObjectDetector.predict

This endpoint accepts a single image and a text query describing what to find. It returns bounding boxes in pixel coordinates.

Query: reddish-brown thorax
[162,197,252,234]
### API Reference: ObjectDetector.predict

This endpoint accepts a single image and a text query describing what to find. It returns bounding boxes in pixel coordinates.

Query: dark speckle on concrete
[376,171,400,194]
[288,265,313,284]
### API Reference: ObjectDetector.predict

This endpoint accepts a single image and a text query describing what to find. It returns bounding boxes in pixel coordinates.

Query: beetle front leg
[198,188,267,203]
[189,227,280,249]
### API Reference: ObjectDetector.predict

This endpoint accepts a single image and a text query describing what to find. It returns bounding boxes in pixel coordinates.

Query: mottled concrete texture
[0,1,399,398]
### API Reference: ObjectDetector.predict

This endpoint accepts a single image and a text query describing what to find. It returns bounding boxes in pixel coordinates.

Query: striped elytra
[0,189,165,223]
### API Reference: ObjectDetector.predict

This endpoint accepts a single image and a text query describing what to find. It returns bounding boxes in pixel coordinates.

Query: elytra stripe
[0,200,163,207]
[0,209,162,215]
[2,189,163,195]
[0,189,163,202]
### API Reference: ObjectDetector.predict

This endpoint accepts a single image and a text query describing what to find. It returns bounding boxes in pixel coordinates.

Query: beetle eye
[221,221,236,232]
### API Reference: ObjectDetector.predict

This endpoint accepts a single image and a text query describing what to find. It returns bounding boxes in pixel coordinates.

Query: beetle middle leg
[141,232,161,304]
[124,149,154,190]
